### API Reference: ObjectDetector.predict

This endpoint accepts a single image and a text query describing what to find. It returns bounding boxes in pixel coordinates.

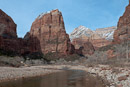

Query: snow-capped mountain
[95,26,117,40]
[69,25,94,40]
[69,26,117,41]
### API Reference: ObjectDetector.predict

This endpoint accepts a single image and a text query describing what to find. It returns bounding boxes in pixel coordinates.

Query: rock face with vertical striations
[25,9,75,55]
[114,1,130,43]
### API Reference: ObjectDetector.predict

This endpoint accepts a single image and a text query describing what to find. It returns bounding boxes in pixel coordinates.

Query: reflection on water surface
[0,70,105,87]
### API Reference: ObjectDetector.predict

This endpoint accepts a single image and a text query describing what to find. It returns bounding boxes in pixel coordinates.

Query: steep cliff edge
[0,9,17,38]
[114,1,130,43]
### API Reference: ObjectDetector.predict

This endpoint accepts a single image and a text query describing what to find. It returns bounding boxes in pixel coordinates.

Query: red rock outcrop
[25,9,75,55]
[72,38,95,56]
[0,37,30,54]
[0,9,18,52]
[72,36,111,50]
[0,9,30,54]
[0,9,75,57]
[106,50,116,58]
[82,42,95,56]
[114,1,130,43]
[0,9,17,38]
[90,39,111,49]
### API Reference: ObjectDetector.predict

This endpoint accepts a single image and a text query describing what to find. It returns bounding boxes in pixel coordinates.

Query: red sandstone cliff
[0,9,17,38]
[114,1,130,43]
[25,9,75,55]
[72,38,95,56]
[0,9,20,53]
[0,9,75,56]
[0,10,33,55]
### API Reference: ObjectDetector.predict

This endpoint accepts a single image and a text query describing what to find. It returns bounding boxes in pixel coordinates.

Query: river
[0,70,106,87]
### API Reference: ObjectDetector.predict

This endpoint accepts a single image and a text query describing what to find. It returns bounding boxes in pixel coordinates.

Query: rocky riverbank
[68,65,130,87]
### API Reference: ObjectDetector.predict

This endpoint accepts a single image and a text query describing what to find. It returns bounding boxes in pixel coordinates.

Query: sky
[0,0,129,37]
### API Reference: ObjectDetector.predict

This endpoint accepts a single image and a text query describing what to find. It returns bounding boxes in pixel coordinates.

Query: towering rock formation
[0,9,19,53]
[0,9,35,55]
[114,1,130,43]
[0,9,75,57]
[0,9,17,38]
[25,9,75,55]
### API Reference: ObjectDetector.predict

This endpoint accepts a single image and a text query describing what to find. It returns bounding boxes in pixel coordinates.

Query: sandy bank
[0,65,64,82]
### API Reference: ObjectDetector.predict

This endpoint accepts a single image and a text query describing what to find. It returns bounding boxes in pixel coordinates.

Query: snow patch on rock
[37,11,51,19]
[69,26,117,41]
[70,25,93,40]
[36,9,59,19]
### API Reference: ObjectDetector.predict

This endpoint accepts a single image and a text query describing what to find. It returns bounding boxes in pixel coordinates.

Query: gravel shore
[0,65,63,82]
[68,65,130,87]
[85,65,130,87]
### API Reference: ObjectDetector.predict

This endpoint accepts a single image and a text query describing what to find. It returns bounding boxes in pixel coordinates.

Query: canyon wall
[114,1,130,43]
[0,9,75,57]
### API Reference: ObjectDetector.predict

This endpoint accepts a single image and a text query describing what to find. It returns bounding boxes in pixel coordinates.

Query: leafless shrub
[86,41,130,67]
[86,51,108,65]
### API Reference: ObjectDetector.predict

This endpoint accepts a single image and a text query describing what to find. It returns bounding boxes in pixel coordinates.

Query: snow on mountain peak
[37,11,51,19]
[69,26,117,41]
[95,26,117,40]
[36,9,60,19]
[78,25,90,30]
[70,25,93,40]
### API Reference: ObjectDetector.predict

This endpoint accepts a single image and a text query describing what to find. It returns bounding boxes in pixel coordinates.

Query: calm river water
[0,70,106,87]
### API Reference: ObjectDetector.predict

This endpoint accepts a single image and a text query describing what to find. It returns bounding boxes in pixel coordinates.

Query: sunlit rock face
[26,9,75,55]
[114,1,130,43]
